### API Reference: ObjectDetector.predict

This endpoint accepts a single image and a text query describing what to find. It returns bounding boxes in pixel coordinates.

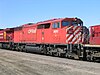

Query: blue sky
[0,0,100,28]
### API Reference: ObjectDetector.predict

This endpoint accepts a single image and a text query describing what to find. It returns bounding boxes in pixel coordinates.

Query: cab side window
[37,23,50,29]
[62,21,70,26]
[52,22,60,28]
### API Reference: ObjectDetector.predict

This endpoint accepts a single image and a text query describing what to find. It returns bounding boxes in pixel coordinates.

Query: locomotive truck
[0,17,100,61]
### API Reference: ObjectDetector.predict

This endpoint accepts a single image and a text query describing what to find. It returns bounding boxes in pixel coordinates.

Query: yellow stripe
[4,32,6,40]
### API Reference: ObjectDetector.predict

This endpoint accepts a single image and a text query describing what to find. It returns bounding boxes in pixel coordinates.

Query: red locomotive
[14,18,87,44]
[0,17,100,61]
[90,25,100,45]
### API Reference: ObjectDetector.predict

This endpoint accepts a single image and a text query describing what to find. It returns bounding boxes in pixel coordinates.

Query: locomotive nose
[66,26,83,44]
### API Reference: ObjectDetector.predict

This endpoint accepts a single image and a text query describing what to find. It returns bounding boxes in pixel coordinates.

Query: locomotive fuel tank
[24,45,41,53]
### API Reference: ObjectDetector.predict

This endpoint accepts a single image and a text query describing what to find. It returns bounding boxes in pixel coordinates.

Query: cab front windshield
[62,21,70,26]
[72,21,83,26]
[62,19,83,27]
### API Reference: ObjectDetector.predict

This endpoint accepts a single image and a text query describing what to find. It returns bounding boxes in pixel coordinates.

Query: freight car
[0,28,14,49]
[83,25,100,61]
[0,17,100,61]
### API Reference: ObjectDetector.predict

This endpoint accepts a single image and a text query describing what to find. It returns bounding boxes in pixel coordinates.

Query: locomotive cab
[61,18,85,44]
[61,18,83,28]
[60,18,89,59]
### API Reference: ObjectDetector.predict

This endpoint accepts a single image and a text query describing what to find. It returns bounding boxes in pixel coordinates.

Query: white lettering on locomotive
[0,33,3,35]
[53,30,58,33]
[28,29,36,34]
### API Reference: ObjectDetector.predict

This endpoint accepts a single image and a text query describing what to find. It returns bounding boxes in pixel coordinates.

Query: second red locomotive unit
[0,17,100,61]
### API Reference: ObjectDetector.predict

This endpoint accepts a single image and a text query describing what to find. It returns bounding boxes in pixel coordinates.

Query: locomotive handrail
[83,44,100,47]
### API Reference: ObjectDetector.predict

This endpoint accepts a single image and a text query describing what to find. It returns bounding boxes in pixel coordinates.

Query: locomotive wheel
[48,51,53,56]
[18,46,23,52]
[65,53,73,59]
[52,49,59,56]
[53,52,59,57]
[87,55,93,62]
